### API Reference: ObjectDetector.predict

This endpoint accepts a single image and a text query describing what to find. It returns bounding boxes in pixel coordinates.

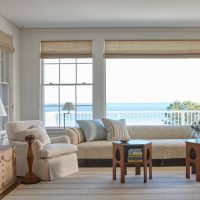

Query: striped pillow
[102,118,130,141]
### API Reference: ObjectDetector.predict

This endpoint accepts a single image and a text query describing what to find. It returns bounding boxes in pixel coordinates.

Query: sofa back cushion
[127,125,192,139]
[16,127,51,145]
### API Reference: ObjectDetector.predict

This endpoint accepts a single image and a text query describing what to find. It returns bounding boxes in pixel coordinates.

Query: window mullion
[58,59,61,127]
[75,58,77,124]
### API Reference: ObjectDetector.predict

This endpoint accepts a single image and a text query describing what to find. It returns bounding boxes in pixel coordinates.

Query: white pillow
[15,127,51,145]
[102,118,130,141]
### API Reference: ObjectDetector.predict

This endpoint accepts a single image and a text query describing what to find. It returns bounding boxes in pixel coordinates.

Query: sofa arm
[64,127,85,144]
[50,135,70,144]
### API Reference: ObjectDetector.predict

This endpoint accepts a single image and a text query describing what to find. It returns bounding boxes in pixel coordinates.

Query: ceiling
[0,0,200,29]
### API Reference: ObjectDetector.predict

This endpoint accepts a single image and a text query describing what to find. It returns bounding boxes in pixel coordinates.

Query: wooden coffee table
[112,140,152,183]
[186,139,200,182]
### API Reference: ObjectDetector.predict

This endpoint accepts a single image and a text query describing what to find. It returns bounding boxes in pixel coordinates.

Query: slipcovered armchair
[5,120,78,181]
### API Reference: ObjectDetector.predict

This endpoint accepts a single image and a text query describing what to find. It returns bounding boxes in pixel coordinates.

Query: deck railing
[45,110,200,127]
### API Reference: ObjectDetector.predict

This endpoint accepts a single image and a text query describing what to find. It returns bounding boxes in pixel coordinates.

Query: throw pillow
[102,118,130,141]
[64,127,86,144]
[77,120,107,142]
[15,127,51,145]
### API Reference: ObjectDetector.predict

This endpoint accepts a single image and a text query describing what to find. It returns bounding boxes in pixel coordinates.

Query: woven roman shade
[105,40,200,58]
[40,40,93,58]
[0,31,14,53]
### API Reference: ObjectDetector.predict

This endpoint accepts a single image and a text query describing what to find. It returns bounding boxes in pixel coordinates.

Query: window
[41,58,93,127]
[106,58,200,125]
[0,48,9,130]
[105,40,200,125]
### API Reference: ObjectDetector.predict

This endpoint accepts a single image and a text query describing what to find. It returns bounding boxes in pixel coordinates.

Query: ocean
[45,103,170,112]
[44,102,199,126]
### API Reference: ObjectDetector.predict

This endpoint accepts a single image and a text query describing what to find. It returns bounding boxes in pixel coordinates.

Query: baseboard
[0,181,19,199]
[78,158,185,167]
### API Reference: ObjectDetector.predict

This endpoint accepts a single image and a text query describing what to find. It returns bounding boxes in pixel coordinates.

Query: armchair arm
[10,139,43,160]
[50,135,70,144]
[64,127,85,144]
[10,141,28,158]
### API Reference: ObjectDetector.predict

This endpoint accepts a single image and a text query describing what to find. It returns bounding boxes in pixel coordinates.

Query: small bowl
[120,139,129,143]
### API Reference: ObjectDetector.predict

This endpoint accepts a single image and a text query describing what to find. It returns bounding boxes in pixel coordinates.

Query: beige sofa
[65,125,192,166]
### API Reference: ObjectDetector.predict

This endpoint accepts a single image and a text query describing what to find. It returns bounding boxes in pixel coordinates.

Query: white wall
[20,28,200,121]
[0,16,20,120]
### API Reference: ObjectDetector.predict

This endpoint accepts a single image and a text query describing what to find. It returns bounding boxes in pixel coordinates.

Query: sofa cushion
[78,140,113,159]
[77,139,187,160]
[127,125,192,139]
[102,118,130,141]
[77,120,107,142]
[41,143,77,158]
[151,139,187,159]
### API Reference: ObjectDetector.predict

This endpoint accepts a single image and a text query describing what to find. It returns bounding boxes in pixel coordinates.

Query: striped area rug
[2,167,200,200]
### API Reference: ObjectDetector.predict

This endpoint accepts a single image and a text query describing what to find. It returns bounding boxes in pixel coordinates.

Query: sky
[106,58,200,103]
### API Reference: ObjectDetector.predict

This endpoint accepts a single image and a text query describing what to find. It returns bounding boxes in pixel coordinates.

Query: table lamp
[63,102,75,129]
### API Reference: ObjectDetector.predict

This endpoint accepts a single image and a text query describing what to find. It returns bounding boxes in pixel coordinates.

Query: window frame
[105,57,200,126]
[41,58,93,128]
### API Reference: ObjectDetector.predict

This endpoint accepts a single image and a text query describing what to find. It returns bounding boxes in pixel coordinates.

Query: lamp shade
[63,102,75,112]
[0,98,7,116]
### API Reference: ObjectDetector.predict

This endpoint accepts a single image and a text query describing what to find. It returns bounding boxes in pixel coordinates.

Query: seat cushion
[41,143,78,158]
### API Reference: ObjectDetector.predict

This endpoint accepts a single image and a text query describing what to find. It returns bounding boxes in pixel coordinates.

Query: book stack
[127,148,143,163]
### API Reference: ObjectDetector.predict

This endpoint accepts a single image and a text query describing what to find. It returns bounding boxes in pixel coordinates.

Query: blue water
[106,103,169,111]
[44,103,170,112]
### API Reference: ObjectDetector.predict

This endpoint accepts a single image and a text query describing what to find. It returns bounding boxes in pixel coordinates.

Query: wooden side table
[112,140,152,183]
[186,139,200,182]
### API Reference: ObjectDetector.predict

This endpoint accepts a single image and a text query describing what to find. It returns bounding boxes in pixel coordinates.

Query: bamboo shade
[105,40,200,57]
[0,31,14,53]
[40,40,93,58]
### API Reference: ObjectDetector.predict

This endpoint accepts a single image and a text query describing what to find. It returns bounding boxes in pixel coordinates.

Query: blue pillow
[77,120,107,142]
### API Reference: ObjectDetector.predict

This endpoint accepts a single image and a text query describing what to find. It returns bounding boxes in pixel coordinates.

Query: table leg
[149,163,152,179]
[135,165,141,175]
[149,145,152,180]
[144,163,147,183]
[112,145,117,181]
[120,163,125,183]
[196,156,200,182]
[196,167,200,182]
[113,163,116,180]
[192,163,196,174]
[186,144,190,179]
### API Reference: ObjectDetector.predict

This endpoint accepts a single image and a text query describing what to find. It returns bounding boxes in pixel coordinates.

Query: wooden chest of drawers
[0,145,16,194]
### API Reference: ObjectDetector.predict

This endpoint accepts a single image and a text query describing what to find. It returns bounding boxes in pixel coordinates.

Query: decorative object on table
[191,118,200,141]
[21,135,40,184]
[127,148,143,163]
[63,102,75,129]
